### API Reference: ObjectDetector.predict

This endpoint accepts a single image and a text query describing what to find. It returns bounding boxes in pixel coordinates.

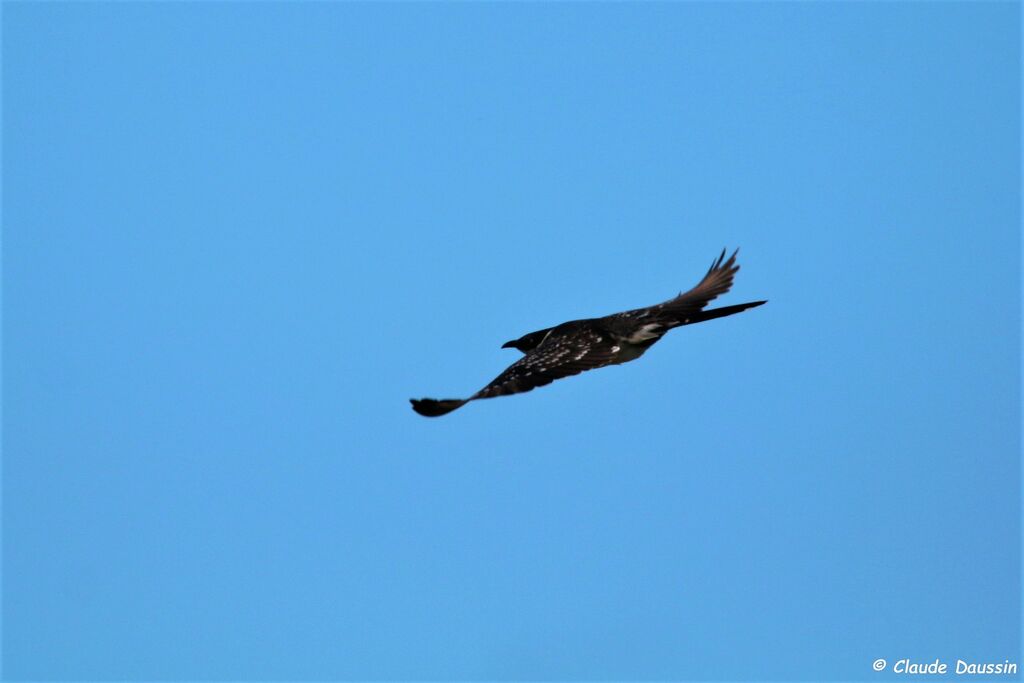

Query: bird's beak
[501,340,515,349]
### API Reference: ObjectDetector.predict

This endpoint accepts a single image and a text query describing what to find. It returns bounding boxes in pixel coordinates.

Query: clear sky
[3,2,1020,680]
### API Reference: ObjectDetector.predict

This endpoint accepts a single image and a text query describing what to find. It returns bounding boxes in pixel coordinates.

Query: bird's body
[411,249,765,417]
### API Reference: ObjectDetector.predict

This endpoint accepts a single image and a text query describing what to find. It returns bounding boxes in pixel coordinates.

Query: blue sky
[3,2,1019,680]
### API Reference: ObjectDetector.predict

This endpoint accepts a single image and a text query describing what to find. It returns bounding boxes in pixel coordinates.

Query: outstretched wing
[611,248,741,324]
[473,325,620,399]
[410,325,620,416]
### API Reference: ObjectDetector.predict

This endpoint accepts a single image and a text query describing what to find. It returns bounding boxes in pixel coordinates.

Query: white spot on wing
[626,323,664,343]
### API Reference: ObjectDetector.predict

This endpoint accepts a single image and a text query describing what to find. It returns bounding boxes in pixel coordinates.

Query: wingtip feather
[410,398,467,417]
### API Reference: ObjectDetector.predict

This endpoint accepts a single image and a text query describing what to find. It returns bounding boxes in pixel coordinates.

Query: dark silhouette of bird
[411,248,765,417]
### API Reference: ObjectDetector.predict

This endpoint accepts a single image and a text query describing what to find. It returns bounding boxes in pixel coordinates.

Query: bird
[410,248,765,417]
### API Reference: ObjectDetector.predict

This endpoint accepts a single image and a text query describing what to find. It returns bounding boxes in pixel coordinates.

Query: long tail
[410,397,468,417]
[678,300,767,326]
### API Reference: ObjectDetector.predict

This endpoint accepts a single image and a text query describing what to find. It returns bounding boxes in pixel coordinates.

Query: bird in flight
[411,248,765,417]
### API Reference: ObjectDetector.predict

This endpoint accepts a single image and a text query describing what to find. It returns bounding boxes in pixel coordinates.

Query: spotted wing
[473,326,620,399]
[611,248,741,324]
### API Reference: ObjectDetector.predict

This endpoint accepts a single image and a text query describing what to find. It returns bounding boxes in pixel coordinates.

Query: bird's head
[501,338,528,352]
[502,327,554,353]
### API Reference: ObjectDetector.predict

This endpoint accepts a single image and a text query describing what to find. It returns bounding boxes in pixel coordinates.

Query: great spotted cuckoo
[411,248,765,417]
